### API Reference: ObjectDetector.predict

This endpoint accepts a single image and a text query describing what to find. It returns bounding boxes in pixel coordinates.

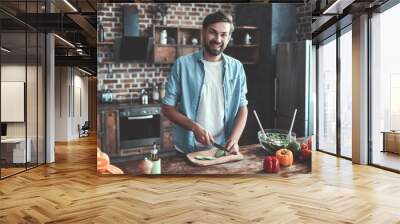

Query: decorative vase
[160,29,168,45]
[162,15,167,25]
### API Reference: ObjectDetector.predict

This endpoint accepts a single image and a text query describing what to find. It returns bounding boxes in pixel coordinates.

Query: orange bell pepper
[276,148,293,167]
[97,148,124,174]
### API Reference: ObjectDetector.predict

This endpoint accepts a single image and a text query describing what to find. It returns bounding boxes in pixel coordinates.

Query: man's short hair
[202,11,234,34]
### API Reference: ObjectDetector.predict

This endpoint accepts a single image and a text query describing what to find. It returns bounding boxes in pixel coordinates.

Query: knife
[212,142,229,152]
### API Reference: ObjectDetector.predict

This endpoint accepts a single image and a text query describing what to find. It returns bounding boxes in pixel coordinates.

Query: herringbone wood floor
[1,135,400,223]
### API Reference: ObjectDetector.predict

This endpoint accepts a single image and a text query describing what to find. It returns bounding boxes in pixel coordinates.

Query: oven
[119,106,161,149]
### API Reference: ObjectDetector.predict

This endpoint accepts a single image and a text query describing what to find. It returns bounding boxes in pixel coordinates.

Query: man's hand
[225,138,239,155]
[192,122,213,146]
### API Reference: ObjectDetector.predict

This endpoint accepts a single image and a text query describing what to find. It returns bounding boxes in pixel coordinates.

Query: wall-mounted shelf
[225,26,260,64]
[97,25,260,65]
[152,25,202,64]
[227,44,258,48]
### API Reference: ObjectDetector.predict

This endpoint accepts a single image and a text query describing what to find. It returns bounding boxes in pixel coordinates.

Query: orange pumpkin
[275,148,293,167]
[105,164,124,174]
[97,148,124,174]
[97,148,110,172]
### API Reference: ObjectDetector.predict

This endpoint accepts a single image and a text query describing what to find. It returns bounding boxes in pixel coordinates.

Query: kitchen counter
[113,144,311,176]
[98,100,161,111]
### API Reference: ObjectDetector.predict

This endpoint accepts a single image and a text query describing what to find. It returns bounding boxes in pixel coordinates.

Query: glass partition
[1,29,28,178]
[0,0,46,179]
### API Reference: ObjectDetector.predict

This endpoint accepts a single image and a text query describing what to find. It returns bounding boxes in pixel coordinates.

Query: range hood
[114,5,153,62]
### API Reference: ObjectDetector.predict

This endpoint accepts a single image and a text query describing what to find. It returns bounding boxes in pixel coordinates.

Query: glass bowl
[258,129,296,155]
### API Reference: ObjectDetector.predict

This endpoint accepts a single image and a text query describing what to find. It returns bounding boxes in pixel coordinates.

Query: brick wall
[97,3,235,100]
[296,2,312,41]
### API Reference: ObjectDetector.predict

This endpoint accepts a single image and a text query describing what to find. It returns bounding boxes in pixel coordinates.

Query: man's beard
[204,41,225,56]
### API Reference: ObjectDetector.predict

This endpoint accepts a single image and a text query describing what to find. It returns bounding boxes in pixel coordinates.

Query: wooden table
[114,144,311,176]
[381,131,400,154]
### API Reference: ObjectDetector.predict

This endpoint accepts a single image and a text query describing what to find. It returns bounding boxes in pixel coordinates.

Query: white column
[46,33,55,163]
[46,1,55,163]
[352,14,369,164]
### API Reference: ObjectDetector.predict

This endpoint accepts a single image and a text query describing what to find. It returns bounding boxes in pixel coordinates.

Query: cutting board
[186,148,244,166]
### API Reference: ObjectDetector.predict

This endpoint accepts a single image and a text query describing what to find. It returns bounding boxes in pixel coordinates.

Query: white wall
[1,64,45,164]
[1,65,41,137]
[54,67,89,141]
[55,67,69,141]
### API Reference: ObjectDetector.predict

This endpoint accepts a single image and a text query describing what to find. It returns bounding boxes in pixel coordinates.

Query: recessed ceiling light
[322,0,354,15]
[1,47,11,53]
[63,0,78,12]
[54,34,75,48]
[78,67,92,76]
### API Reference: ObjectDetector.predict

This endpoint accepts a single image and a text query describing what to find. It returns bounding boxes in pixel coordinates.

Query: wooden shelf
[152,25,202,64]
[235,26,258,30]
[226,26,261,64]
[98,41,113,46]
[151,25,260,64]
[227,44,258,48]
[179,45,201,48]
[242,62,258,65]
[154,44,178,47]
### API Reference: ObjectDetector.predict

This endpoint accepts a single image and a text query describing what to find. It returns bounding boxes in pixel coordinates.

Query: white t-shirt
[195,60,225,149]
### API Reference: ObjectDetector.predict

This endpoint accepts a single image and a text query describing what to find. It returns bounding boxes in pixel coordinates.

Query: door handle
[127,115,154,120]
[274,77,279,112]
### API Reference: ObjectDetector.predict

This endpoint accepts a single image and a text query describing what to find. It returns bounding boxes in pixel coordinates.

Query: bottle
[160,29,167,45]
[159,81,166,100]
[182,35,187,45]
[245,33,251,45]
[101,84,107,103]
[138,157,153,174]
[141,89,148,105]
[150,142,161,174]
[229,37,234,46]
[150,142,159,161]
[98,19,104,42]
[152,82,159,102]
[104,88,113,103]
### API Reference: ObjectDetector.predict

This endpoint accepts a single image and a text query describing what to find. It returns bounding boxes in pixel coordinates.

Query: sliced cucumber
[214,149,225,158]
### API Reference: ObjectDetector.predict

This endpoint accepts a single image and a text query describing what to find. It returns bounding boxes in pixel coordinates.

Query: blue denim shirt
[162,49,248,153]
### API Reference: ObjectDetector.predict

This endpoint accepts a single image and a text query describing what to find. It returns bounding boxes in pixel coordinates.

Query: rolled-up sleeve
[162,60,181,106]
[239,64,248,107]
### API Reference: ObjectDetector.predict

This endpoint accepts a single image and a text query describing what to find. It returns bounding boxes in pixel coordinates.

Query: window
[317,36,337,154]
[339,28,352,158]
[370,2,400,171]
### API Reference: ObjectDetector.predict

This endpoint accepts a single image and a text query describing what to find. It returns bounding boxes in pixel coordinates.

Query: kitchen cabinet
[154,46,176,64]
[275,41,313,137]
[98,110,120,156]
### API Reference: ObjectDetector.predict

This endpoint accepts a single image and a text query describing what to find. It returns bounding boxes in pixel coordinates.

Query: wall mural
[97,2,313,175]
